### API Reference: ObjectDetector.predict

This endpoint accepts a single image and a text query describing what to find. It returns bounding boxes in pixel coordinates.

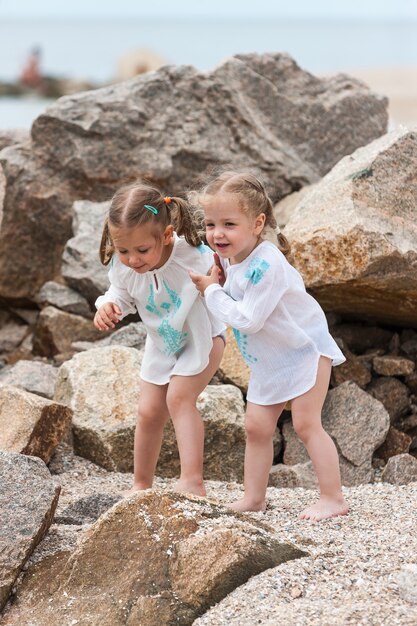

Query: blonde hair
[99,181,203,265]
[200,171,290,255]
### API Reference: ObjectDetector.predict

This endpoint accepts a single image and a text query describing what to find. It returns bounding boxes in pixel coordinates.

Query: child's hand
[189,265,220,295]
[213,253,226,287]
[94,302,122,331]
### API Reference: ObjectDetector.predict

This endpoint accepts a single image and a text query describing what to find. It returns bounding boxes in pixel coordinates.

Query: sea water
[0,17,416,128]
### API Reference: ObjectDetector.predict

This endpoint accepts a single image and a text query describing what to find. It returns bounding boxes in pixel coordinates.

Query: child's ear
[254,213,266,234]
[163,224,174,244]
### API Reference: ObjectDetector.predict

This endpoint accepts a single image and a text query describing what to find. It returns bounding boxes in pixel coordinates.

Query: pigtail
[168,196,203,248]
[264,196,291,257]
[99,217,114,266]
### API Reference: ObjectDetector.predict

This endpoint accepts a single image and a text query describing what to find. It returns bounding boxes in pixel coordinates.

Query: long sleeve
[204,255,288,334]
[95,262,137,319]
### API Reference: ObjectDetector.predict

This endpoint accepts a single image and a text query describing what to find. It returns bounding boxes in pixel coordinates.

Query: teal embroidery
[145,281,188,356]
[232,328,258,365]
[245,256,270,285]
[197,243,211,254]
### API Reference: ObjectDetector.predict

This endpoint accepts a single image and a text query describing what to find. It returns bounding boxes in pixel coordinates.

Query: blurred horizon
[0,1,416,128]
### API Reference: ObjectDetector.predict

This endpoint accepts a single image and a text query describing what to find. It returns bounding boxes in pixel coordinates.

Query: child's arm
[191,256,287,334]
[94,261,137,330]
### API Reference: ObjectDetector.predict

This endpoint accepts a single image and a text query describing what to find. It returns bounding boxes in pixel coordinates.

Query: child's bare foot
[299,495,349,522]
[227,498,266,513]
[173,479,206,497]
[122,483,151,498]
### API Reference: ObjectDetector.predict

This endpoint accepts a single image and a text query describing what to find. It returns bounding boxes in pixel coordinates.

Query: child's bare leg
[229,401,285,512]
[124,379,169,496]
[167,337,224,497]
[291,356,349,521]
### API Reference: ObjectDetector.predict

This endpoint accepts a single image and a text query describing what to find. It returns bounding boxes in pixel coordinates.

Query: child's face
[203,193,265,264]
[110,222,173,273]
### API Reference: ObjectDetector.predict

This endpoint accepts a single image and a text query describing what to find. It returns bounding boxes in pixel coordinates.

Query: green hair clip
[144,204,158,215]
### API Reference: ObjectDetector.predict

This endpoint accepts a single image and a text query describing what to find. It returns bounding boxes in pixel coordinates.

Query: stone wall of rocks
[1,52,416,623]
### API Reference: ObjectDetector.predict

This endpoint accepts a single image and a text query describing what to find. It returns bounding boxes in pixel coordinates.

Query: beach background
[0,0,416,129]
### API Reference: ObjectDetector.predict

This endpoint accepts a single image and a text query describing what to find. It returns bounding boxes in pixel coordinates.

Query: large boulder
[0,52,387,303]
[0,491,305,626]
[54,346,142,472]
[284,127,417,328]
[0,451,60,611]
[61,199,110,305]
[0,385,72,463]
[0,360,58,399]
[54,345,249,480]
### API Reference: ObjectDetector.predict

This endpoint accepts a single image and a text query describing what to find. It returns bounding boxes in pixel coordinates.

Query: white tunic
[204,241,345,405]
[95,234,225,385]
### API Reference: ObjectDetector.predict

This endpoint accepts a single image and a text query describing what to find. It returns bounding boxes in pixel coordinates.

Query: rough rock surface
[381,453,417,484]
[375,427,412,462]
[269,461,318,489]
[54,346,142,472]
[0,451,60,611]
[0,129,30,152]
[0,385,72,463]
[32,305,103,357]
[36,280,92,318]
[284,128,417,327]
[61,200,110,305]
[72,321,147,353]
[398,564,417,604]
[283,382,390,485]
[1,491,305,626]
[0,53,387,303]
[372,355,415,377]
[367,376,410,423]
[0,360,58,399]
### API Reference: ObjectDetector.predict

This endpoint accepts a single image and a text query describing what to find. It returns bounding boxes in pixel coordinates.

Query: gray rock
[72,321,147,352]
[0,360,58,399]
[373,355,415,377]
[55,493,122,525]
[0,451,60,611]
[0,384,72,463]
[32,305,103,357]
[54,346,142,472]
[0,320,28,353]
[269,461,318,489]
[61,200,110,304]
[381,453,417,485]
[0,53,387,303]
[0,129,29,151]
[37,280,92,318]
[367,376,410,423]
[284,128,417,328]
[0,491,305,626]
[398,564,417,604]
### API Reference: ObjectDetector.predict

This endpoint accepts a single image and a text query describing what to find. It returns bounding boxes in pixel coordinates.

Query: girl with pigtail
[95,181,225,496]
[190,171,348,521]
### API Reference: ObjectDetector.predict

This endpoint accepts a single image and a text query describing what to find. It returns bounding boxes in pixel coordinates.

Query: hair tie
[164,196,172,205]
[144,204,158,215]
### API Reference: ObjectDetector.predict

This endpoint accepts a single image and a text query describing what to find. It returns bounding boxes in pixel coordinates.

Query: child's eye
[225,222,235,227]
[118,249,128,254]
[205,223,214,228]
[138,249,149,254]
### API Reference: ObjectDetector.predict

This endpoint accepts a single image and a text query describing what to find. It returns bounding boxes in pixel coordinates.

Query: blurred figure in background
[19,46,43,89]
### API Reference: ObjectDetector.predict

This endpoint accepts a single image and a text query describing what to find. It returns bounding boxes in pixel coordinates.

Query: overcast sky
[1,0,417,19]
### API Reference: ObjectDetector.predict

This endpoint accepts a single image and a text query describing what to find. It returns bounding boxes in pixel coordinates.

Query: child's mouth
[215,243,229,250]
